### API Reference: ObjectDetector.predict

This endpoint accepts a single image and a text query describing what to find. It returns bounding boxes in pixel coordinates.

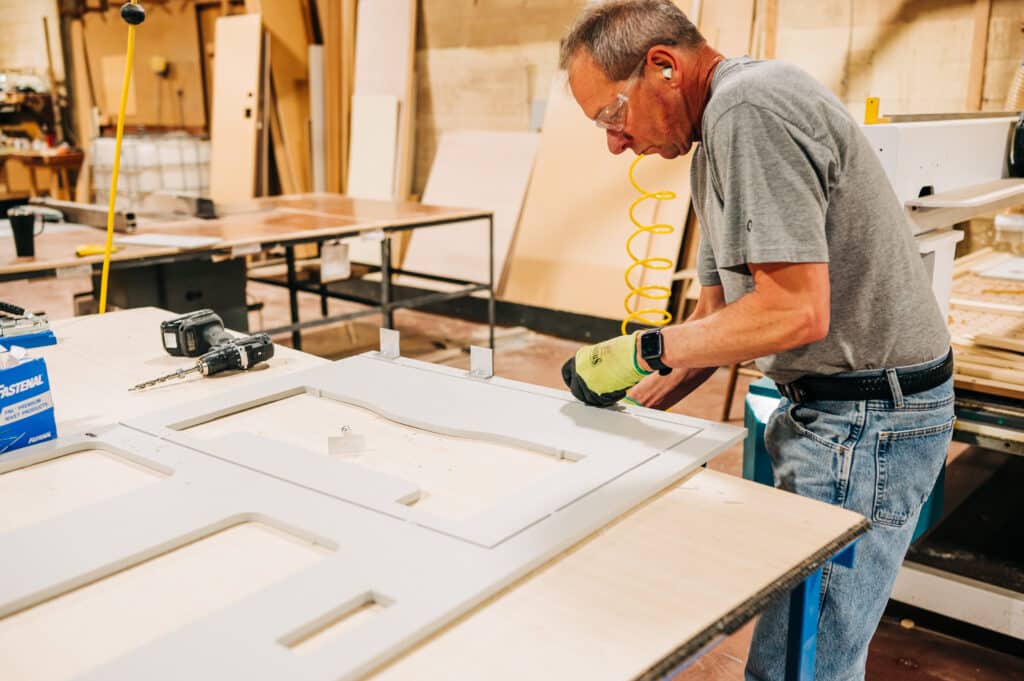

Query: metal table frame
[248,212,496,351]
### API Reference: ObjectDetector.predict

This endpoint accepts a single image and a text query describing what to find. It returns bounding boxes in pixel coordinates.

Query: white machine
[861,114,1022,318]
[862,111,1024,639]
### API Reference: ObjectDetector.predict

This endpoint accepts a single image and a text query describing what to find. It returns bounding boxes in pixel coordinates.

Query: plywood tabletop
[369,468,866,681]
[0,194,491,278]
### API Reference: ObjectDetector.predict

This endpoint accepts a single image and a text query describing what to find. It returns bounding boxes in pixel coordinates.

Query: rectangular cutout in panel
[183,393,575,519]
[0,522,329,681]
[285,594,386,655]
[0,450,166,535]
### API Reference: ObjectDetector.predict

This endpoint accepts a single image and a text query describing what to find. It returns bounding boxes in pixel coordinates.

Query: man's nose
[606,130,629,155]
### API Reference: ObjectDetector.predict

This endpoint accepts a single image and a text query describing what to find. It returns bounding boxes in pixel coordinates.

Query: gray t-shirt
[692,57,949,384]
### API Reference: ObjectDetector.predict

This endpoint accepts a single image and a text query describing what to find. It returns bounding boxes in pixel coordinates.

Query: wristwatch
[639,328,673,376]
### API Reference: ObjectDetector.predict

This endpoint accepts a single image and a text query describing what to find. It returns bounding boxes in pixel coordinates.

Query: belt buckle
[780,383,806,403]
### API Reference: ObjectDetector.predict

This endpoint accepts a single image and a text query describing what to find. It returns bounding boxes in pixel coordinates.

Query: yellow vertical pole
[98,2,145,314]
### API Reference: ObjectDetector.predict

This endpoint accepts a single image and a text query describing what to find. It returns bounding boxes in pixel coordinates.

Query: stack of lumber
[949,250,1024,400]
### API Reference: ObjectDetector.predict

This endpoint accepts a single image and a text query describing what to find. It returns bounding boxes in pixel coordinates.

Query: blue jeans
[745,359,955,681]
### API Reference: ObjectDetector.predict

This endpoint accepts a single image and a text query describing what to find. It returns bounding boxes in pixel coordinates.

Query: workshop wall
[1,0,1013,191]
[0,0,64,80]
[410,0,1024,195]
[77,2,211,130]
[775,0,1024,116]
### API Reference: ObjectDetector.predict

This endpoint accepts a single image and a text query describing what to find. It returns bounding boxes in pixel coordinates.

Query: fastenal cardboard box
[0,355,57,454]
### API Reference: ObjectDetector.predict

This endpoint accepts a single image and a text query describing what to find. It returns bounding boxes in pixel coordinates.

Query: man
[558,2,955,679]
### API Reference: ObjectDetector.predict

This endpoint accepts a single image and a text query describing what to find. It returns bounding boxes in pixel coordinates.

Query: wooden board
[68,20,95,201]
[209,14,263,203]
[402,131,539,286]
[346,96,400,202]
[503,74,691,319]
[966,0,993,112]
[246,0,313,192]
[352,0,417,201]
[309,45,326,192]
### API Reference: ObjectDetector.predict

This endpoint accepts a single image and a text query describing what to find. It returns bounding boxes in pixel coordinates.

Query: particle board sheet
[401,131,539,286]
[209,14,263,203]
[503,73,691,319]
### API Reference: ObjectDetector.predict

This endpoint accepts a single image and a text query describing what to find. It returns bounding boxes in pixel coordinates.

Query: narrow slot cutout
[0,522,329,681]
[0,449,166,534]
[285,593,386,655]
[183,393,577,518]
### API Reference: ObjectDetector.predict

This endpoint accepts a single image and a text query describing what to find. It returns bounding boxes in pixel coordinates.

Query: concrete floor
[3,274,1021,680]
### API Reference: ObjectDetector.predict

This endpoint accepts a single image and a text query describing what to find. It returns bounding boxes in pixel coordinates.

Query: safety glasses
[593,59,646,133]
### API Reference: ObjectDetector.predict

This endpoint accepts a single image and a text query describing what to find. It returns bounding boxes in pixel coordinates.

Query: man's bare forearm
[627,365,717,411]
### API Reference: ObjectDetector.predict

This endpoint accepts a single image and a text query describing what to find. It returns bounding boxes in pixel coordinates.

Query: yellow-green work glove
[561,333,651,407]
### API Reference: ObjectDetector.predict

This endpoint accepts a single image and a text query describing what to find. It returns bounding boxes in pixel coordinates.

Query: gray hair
[560,0,705,81]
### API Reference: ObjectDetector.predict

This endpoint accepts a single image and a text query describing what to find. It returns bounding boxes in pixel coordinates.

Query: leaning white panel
[125,353,724,547]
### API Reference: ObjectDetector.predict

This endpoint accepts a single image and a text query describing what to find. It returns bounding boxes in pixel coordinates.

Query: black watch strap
[640,329,672,376]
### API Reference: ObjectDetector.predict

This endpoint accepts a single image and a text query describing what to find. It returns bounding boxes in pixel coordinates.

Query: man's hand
[561,333,651,407]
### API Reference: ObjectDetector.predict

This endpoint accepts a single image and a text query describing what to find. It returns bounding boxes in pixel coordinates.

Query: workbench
[0,308,868,681]
[0,193,495,349]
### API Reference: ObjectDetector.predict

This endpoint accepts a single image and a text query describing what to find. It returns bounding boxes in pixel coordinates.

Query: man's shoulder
[704,59,836,133]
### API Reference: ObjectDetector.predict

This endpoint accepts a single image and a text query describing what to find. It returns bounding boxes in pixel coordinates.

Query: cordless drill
[130,310,275,391]
[160,309,235,357]
[131,333,274,391]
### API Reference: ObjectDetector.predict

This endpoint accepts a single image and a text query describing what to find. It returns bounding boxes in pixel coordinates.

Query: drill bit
[129,364,202,392]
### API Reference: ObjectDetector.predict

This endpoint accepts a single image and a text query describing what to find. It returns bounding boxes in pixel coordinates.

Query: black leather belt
[777,350,954,403]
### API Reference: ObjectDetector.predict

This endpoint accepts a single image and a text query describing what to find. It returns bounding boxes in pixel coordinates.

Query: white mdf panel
[186,392,569,519]
[126,353,735,548]
[0,381,741,681]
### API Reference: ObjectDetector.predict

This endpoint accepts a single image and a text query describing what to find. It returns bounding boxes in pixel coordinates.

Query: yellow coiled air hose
[622,153,675,336]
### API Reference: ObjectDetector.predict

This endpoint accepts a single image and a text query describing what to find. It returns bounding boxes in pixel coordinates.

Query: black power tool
[160,309,235,357]
[131,309,275,391]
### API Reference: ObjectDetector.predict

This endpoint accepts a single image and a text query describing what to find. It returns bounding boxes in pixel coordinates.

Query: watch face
[640,330,662,359]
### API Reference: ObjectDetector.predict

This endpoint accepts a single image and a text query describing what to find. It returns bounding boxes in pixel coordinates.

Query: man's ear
[646,45,681,83]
